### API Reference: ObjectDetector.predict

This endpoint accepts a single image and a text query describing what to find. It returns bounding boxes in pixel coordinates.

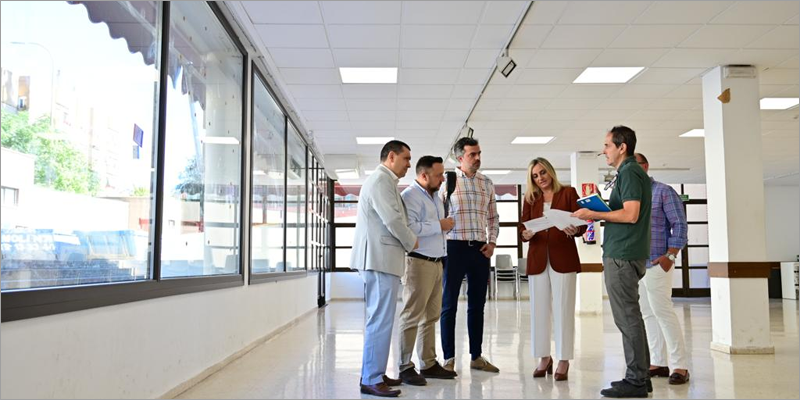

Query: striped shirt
[649,178,688,266]
[439,167,499,243]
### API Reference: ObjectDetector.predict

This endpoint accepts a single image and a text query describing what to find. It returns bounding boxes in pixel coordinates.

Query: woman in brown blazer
[518,157,586,381]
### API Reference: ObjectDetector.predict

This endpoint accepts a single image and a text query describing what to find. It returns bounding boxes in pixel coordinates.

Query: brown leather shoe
[533,357,553,378]
[554,362,569,381]
[470,356,500,373]
[668,371,690,385]
[399,368,427,386]
[360,382,401,397]
[382,375,402,387]
[420,362,457,379]
[649,366,670,378]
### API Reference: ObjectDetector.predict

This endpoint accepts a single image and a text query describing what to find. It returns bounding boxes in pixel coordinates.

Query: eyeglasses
[603,174,617,191]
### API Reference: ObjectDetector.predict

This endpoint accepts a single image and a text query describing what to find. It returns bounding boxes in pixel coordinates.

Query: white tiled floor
[175,297,799,399]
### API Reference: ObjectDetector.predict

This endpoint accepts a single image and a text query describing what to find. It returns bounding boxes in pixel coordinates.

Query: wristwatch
[666,253,676,262]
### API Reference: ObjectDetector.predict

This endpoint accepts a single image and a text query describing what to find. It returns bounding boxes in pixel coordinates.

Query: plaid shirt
[649,178,688,265]
[440,167,499,243]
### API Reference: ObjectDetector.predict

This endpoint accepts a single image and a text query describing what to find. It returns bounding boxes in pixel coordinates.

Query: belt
[408,252,445,263]
[448,239,486,247]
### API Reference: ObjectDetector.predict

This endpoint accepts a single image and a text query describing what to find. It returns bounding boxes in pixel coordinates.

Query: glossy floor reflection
[175,296,799,399]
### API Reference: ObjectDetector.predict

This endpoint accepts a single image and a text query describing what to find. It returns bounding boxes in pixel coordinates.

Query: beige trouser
[398,256,443,372]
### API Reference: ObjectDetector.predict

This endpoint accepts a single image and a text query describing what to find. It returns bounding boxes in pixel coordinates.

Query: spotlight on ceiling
[459,125,474,138]
[496,50,517,78]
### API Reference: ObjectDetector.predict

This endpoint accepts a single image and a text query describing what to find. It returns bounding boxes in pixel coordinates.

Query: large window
[308,157,330,271]
[332,183,358,271]
[160,1,244,278]
[332,183,523,272]
[1,1,327,321]
[251,72,285,274]
[492,185,522,268]
[674,184,709,297]
[286,123,306,272]
[0,1,160,289]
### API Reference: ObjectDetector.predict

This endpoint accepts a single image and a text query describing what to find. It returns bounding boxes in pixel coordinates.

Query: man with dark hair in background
[396,156,457,386]
[351,140,419,397]
[573,126,652,398]
[440,137,501,374]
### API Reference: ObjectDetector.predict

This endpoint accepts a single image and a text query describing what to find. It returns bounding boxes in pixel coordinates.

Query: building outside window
[1,186,19,206]
[0,1,161,290]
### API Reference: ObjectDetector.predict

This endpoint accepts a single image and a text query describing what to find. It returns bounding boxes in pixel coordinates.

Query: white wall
[326,271,365,300]
[764,184,800,262]
[0,274,318,399]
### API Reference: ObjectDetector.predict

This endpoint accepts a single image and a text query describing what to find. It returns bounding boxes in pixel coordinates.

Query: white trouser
[528,263,577,360]
[639,265,689,370]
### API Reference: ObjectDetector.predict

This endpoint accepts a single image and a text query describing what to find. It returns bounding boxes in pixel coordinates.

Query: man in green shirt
[573,125,652,398]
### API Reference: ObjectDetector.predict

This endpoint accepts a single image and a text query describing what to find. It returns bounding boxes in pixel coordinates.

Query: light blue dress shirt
[401,180,447,258]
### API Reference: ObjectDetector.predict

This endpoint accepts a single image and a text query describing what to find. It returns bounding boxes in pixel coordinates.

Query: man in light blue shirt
[397,156,457,385]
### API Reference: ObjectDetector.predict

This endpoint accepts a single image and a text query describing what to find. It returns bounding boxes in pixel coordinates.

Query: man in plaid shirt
[634,153,690,386]
[439,137,501,374]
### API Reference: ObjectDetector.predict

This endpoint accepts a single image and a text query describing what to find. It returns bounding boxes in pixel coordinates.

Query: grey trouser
[603,257,650,387]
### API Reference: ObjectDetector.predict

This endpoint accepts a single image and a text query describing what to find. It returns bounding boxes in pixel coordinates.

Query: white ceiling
[232,1,799,186]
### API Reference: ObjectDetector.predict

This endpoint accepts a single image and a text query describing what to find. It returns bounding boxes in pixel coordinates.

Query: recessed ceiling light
[340,67,398,84]
[679,129,704,138]
[356,136,394,145]
[336,169,360,180]
[573,67,645,84]
[760,97,799,110]
[482,170,511,175]
[363,170,375,175]
[200,136,239,145]
[511,136,554,145]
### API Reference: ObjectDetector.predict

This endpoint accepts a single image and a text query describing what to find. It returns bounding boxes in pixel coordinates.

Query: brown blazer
[518,186,586,275]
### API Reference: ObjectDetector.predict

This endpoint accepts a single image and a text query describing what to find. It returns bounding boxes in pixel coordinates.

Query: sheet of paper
[522,216,553,234]
[543,209,588,230]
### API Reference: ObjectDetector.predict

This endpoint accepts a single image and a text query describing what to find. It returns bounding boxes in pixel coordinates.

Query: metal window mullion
[328,177,335,271]
[152,1,171,281]
[247,66,258,283]
[283,115,288,273]
[238,57,251,280]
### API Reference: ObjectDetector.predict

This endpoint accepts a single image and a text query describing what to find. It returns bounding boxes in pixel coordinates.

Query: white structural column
[702,65,774,354]
[570,151,603,315]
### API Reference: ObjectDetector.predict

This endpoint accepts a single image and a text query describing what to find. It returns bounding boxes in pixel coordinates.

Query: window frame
[1,186,19,206]
[248,63,318,284]
[1,1,250,322]
[331,184,524,271]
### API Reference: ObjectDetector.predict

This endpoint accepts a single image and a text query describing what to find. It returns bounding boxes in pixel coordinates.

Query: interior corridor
[175,298,800,399]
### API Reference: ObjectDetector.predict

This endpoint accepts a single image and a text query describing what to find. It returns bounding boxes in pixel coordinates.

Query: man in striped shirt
[439,137,501,374]
[634,153,690,386]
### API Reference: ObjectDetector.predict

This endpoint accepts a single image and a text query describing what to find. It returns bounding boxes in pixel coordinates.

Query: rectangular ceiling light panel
[573,67,645,84]
[340,68,398,84]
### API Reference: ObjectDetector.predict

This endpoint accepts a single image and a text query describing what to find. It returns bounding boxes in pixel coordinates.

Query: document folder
[577,193,611,212]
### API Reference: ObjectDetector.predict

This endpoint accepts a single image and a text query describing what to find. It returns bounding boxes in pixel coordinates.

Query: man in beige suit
[351,140,418,398]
